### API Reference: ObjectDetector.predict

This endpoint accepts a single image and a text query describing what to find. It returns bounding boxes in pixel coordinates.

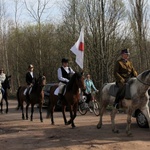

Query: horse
[1,75,11,113]
[17,75,46,122]
[47,72,85,128]
[97,70,150,136]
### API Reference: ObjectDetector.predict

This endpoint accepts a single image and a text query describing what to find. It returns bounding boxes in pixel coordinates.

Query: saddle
[54,85,66,96]
[108,83,131,99]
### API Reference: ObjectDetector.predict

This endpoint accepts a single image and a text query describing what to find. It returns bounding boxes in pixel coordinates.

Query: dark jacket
[26,72,36,85]
[114,58,137,86]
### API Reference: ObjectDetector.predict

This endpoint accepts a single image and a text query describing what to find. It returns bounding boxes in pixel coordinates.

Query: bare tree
[24,0,50,71]
[128,0,149,71]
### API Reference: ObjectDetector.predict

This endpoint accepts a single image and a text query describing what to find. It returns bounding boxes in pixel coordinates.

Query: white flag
[70,27,84,69]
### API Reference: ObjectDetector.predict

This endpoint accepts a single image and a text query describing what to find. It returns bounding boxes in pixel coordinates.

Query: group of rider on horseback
[24,48,137,110]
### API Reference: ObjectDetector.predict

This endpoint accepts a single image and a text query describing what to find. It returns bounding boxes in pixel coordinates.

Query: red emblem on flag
[78,42,84,51]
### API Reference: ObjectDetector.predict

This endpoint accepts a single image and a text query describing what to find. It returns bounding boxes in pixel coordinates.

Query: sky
[4,0,150,25]
[5,0,65,24]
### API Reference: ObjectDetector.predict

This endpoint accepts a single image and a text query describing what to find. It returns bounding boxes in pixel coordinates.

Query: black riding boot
[26,89,30,103]
[57,94,63,106]
[113,86,126,109]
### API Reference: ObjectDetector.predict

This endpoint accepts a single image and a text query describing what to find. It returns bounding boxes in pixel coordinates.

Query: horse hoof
[126,131,132,137]
[97,124,102,129]
[51,122,55,125]
[41,120,43,122]
[72,125,76,128]
[112,129,119,133]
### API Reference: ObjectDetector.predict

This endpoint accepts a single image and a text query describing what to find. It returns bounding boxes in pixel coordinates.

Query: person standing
[57,58,75,105]
[113,49,138,109]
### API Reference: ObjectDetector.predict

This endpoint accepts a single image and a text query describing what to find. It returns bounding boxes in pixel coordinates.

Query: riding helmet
[61,58,69,63]
[28,64,34,69]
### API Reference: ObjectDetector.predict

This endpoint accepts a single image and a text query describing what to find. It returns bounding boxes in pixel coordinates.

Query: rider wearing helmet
[24,64,36,101]
[113,49,137,109]
[57,58,75,105]
[26,64,36,86]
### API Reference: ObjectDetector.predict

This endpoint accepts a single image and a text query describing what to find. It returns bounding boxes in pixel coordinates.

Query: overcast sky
[5,0,150,25]
[5,0,65,24]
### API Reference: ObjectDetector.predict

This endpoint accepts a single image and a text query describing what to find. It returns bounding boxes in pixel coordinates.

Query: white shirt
[0,73,6,83]
[30,71,34,78]
[57,66,75,83]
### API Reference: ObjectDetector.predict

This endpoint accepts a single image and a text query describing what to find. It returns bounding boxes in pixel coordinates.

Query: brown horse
[17,75,46,122]
[47,72,85,128]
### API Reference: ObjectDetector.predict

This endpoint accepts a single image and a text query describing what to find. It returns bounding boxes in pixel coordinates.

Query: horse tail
[16,86,21,110]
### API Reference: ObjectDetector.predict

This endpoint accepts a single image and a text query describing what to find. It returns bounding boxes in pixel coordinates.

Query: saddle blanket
[54,87,66,96]
[108,84,131,99]
[23,87,32,95]
[54,87,59,95]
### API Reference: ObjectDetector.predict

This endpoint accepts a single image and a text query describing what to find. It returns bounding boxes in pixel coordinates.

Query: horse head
[67,72,85,91]
[36,75,46,87]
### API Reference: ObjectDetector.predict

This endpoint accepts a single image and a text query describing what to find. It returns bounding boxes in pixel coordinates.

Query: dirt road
[0,100,150,150]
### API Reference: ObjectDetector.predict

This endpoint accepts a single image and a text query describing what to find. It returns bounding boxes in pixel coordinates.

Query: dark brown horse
[17,75,46,122]
[47,72,85,128]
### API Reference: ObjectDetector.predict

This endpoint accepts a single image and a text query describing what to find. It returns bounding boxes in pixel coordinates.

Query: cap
[28,64,34,69]
[121,49,130,54]
[61,58,69,63]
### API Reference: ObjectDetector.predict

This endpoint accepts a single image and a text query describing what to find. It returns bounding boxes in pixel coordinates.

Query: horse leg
[67,105,76,128]
[30,104,34,121]
[26,103,29,120]
[50,105,56,125]
[70,105,78,128]
[1,99,4,114]
[21,104,25,120]
[97,103,108,129]
[5,98,8,114]
[61,105,67,125]
[141,105,150,129]
[111,108,119,133]
[126,108,133,136]
[39,104,43,122]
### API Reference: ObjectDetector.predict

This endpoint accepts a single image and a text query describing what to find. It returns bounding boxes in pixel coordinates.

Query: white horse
[97,70,150,136]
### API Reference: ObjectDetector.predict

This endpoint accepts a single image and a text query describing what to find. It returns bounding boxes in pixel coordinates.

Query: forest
[0,0,150,93]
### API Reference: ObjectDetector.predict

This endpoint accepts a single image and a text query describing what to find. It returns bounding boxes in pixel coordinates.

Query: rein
[137,77,150,86]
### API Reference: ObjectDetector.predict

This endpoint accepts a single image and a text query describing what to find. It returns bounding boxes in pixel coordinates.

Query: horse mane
[66,72,82,91]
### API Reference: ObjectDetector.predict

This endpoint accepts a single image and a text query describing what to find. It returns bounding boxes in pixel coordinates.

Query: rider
[113,49,138,109]
[57,58,75,105]
[84,74,98,105]
[0,68,6,96]
[24,64,36,100]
